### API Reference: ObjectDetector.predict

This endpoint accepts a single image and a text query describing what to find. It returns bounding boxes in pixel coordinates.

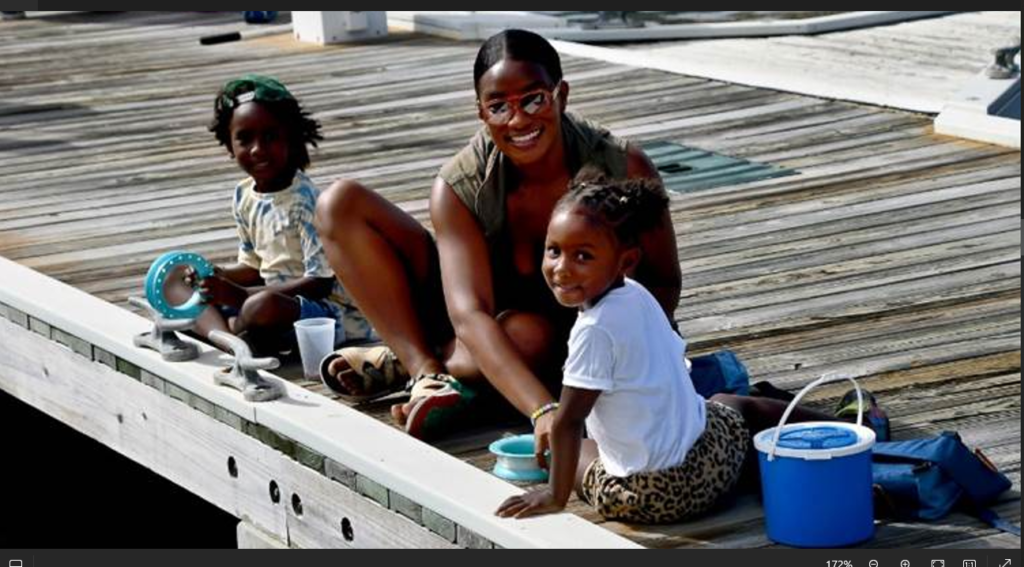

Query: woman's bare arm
[430,177,556,417]
[626,144,682,321]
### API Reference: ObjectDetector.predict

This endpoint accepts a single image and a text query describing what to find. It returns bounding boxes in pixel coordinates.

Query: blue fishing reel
[144,251,215,320]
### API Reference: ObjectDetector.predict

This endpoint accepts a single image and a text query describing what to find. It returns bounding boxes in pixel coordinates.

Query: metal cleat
[208,330,285,402]
[986,37,1020,79]
[129,296,200,362]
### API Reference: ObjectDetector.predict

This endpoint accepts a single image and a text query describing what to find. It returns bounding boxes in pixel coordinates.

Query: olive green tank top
[439,112,628,241]
[437,113,630,316]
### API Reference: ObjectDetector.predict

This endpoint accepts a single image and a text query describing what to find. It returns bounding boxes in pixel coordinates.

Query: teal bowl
[489,434,549,483]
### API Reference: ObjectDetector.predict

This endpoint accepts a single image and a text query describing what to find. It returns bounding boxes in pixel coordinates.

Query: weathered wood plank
[0,11,1017,549]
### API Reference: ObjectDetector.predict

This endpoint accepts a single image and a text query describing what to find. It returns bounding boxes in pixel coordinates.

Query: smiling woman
[314,28,681,446]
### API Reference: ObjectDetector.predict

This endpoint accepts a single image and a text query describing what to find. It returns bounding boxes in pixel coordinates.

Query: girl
[191,74,372,356]
[314,29,681,441]
[496,177,837,524]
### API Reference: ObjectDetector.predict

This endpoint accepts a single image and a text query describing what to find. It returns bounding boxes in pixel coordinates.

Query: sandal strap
[407,372,457,399]
[406,372,455,389]
[332,345,410,396]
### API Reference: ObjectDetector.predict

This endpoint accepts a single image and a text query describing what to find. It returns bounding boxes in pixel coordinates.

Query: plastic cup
[294,318,336,379]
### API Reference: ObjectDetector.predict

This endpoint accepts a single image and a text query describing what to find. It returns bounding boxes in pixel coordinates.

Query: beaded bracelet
[530,402,560,427]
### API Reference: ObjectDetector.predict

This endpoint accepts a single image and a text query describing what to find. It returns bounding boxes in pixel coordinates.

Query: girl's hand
[495,486,564,519]
[533,412,554,470]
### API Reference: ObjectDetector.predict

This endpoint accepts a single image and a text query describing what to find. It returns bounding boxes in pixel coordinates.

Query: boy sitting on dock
[184,74,372,356]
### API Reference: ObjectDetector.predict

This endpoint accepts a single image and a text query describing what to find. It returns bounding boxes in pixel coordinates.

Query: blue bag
[689,350,750,398]
[243,11,278,24]
[872,431,1018,536]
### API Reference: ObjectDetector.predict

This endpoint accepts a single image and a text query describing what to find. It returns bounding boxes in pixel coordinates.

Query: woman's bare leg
[315,179,448,383]
[392,310,565,424]
[709,393,835,437]
[444,310,561,384]
[710,393,837,481]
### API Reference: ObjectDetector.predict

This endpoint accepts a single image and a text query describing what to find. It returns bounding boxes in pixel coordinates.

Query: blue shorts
[297,296,345,348]
[216,296,345,348]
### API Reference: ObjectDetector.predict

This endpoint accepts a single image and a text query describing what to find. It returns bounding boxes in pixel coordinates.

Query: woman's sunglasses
[478,82,562,126]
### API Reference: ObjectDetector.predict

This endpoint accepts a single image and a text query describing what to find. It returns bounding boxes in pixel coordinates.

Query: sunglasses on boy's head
[478,81,562,126]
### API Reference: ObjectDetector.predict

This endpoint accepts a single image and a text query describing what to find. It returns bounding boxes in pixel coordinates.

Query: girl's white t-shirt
[562,278,706,477]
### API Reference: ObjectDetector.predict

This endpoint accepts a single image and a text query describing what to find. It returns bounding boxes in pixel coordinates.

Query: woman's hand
[533,411,554,470]
[495,486,564,519]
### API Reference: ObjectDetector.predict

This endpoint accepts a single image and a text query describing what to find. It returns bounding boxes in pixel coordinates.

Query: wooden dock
[606,11,1022,113]
[0,11,1019,549]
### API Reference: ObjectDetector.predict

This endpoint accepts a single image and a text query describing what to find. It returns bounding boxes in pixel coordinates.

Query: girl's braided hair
[557,173,669,247]
[209,74,323,171]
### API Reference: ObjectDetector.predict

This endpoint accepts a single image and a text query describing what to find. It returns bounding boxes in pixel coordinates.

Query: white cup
[294,318,336,379]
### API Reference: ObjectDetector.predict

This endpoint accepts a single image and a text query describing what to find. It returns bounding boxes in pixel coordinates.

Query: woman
[314,29,681,451]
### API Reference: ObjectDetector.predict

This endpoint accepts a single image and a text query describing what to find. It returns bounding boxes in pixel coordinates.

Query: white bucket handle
[766,373,863,462]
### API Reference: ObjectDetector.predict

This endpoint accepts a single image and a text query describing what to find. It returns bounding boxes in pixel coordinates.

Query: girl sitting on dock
[185,74,372,356]
[314,29,681,441]
[496,177,838,523]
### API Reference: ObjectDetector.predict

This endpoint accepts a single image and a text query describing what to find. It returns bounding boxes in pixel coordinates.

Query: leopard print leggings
[580,401,749,524]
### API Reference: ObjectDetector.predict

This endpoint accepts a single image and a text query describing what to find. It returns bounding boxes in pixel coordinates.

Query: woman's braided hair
[557,174,669,247]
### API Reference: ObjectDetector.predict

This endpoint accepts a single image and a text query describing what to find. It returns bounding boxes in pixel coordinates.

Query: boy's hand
[495,486,564,519]
[199,272,245,307]
[184,265,223,288]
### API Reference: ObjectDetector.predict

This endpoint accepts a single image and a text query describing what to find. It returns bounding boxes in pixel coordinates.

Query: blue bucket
[753,375,877,548]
